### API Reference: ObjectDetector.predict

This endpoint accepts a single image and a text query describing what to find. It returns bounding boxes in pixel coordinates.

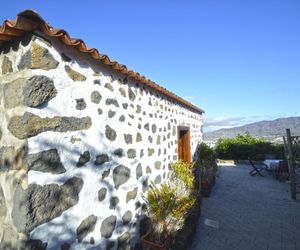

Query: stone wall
[0,33,203,249]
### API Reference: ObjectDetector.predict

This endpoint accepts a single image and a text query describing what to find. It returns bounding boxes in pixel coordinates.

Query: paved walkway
[191,164,300,250]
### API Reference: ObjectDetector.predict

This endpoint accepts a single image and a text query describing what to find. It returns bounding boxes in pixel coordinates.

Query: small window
[177,126,191,163]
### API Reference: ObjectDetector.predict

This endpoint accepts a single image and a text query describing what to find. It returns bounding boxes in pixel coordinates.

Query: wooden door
[178,127,191,163]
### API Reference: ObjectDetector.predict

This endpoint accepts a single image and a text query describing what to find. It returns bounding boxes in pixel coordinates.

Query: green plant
[143,181,195,243]
[142,161,196,243]
[169,160,194,189]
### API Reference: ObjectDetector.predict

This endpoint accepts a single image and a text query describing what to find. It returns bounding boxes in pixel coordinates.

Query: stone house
[0,10,204,249]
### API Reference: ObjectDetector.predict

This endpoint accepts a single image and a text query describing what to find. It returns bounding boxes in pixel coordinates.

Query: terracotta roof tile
[0,10,204,114]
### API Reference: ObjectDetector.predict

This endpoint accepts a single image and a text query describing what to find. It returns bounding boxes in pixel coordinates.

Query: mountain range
[204,116,300,142]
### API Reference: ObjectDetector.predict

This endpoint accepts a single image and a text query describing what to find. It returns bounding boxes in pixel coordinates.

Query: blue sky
[2,1,300,131]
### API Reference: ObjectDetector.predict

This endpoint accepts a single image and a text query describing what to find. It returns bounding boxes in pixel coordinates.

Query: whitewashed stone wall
[0,33,203,249]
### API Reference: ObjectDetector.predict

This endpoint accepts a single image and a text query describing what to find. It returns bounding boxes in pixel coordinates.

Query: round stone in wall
[108,110,116,118]
[23,75,57,107]
[122,211,132,225]
[105,125,117,141]
[100,215,117,238]
[136,164,142,180]
[76,214,97,242]
[151,124,157,133]
[124,134,133,144]
[113,165,131,189]
[119,115,125,122]
[98,188,107,202]
[91,90,102,104]
[109,196,119,209]
[75,98,86,110]
[94,154,109,166]
[113,148,123,158]
[127,149,136,159]
[76,151,91,167]
[154,175,162,184]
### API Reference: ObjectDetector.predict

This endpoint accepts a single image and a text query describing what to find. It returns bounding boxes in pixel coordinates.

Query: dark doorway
[177,126,191,163]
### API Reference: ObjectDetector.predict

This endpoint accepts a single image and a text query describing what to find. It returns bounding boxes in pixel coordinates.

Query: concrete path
[191,164,300,250]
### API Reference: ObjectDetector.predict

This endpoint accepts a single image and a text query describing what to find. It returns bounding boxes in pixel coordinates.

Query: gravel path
[190,164,300,250]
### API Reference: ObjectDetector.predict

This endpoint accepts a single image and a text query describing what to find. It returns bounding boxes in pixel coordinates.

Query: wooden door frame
[177,126,191,163]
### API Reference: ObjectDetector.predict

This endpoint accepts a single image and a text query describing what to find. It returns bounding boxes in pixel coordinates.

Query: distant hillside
[204,117,300,142]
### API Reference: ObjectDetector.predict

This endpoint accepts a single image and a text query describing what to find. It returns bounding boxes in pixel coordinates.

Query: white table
[263,160,283,170]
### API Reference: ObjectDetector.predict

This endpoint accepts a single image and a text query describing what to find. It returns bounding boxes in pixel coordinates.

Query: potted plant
[141,161,196,250]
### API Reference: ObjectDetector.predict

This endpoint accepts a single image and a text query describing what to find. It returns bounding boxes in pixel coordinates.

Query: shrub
[143,161,196,242]
[215,133,285,160]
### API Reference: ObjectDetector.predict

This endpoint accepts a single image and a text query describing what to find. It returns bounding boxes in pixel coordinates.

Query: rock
[151,124,157,133]
[25,239,47,250]
[18,42,59,71]
[156,135,161,145]
[109,196,119,209]
[154,161,161,170]
[12,177,83,233]
[64,65,86,81]
[122,211,132,225]
[91,90,102,104]
[98,188,107,202]
[113,148,123,158]
[31,42,59,70]
[61,53,71,62]
[75,98,86,110]
[105,125,116,141]
[117,232,131,250]
[144,123,149,131]
[173,126,176,136]
[104,82,114,91]
[148,148,155,157]
[142,179,149,193]
[76,214,97,242]
[146,166,152,174]
[122,103,128,109]
[136,132,142,142]
[2,56,13,74]
[119,87,126,97]
[154,175,162,184]
[106,98,119,107]
[94,80,101,85]
[124,134,132,144]
[0,186,7,222]
[158,148,161,156]
[127,149,136,159]
[173,155,177,161]
[76,151,90,167]
[94,154,109,166]
[136,105,141,113]
[61,242,70,250]
[3,78,26,109]
[136,164,142,180]
[126,187,137,203]
[129,114,134,119]
[0,146,24,171]
[8,112,92,139]
[113,165,130,189]
[119,115,125,122]
[23,75,57,107]
[98,108,103,115]
[27,148,66,174]
[140,149,144,158]
[100,215,116,238]
[102,169,110,179]
[128,89,136,101]
[168,122,171,130]
[148,136,153,143]
[135,201,141,210]
[108,110,116,118]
